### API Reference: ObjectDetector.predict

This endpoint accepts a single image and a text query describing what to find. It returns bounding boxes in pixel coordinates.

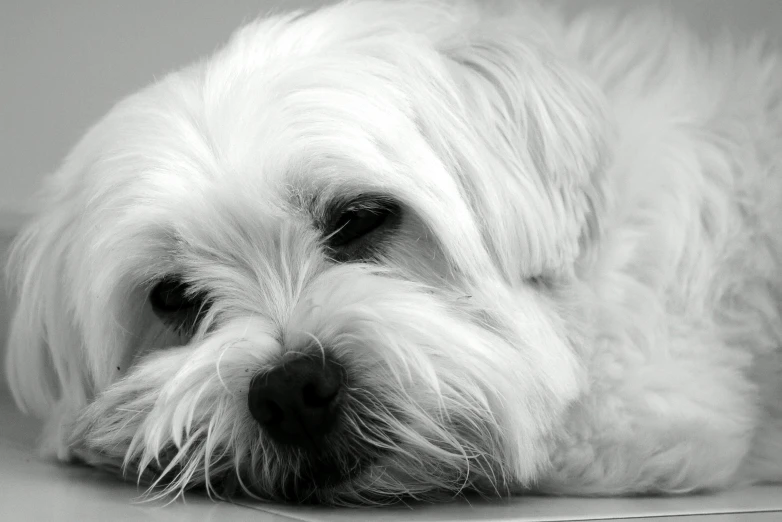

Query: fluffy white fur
[5,0,782,505]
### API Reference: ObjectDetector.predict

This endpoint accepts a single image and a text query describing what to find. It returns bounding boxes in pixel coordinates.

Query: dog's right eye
[149,277,205,322]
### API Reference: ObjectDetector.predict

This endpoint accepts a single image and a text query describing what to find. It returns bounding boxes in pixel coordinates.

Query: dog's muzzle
[248,353,345,452]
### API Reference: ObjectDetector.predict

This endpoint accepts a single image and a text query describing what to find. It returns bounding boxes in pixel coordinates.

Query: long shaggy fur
[5,0,782,506]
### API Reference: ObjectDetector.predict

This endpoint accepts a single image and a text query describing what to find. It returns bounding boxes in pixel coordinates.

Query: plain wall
[1,0,781,381]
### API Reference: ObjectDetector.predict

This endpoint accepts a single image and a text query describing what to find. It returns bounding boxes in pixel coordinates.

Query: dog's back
[541,6,782,493]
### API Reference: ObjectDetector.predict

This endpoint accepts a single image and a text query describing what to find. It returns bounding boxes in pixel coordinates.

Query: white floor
[1,390,780,522]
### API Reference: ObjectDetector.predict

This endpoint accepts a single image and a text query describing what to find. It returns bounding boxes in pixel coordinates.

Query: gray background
[1,0,781,374]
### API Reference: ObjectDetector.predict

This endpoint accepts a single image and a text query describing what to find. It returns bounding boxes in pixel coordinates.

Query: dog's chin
[73,424,378,504]
[69,374,380,503]
[67,347,490,505]
[68,372,458,505]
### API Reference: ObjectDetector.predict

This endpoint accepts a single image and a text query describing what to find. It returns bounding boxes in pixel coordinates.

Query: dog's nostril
[302,378,340,408]
[248,354,344,449]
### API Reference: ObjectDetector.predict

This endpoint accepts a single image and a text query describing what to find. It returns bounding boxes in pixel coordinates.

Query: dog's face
[6,1,609,504]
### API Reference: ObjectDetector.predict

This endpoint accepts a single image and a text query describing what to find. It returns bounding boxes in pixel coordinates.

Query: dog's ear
[5,198,92,428]
[3,147,115,460]
[5,110,178,458]
[430,5,611,280]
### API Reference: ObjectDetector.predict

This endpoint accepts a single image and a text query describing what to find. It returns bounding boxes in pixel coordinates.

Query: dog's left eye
[326,199,400,250]
[330,209,387,246]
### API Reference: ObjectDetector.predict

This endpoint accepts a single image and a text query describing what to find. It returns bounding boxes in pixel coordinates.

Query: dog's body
[5,0,782,505]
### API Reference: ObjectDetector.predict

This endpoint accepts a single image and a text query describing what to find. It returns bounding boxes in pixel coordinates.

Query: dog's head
[5,0,609,504]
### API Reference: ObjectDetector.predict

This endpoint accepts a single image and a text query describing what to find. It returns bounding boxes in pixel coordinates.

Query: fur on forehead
[203,0,609,279]
[44,0,607,290]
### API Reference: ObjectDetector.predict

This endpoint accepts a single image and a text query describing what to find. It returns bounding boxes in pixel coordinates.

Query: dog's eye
[330,209,387,246]
[149,277,204,319]
[327,200,399,249]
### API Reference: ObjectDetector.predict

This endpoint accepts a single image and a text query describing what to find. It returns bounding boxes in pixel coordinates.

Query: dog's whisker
[215,342,236,396]
[303,331,327,367]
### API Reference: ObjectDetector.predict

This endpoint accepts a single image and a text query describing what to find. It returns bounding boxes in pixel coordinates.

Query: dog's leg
[741,349,782,484]
[541,342,759,495]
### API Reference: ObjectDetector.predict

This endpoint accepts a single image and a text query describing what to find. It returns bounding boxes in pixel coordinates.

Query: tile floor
[1,390,780,521]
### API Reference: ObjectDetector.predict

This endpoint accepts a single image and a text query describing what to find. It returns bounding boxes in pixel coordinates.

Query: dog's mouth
[260,400,395,502]
[266,447,377,502]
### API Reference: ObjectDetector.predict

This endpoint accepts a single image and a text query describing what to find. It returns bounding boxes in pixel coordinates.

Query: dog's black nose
[248,354,344,449]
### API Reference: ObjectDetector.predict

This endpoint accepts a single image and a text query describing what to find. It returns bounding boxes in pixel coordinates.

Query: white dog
[5,0,782,505]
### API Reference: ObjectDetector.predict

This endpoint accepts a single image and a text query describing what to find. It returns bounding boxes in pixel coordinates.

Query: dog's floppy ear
[432,4,611,279]
[4,154,101,460]
[5,200,92,424]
